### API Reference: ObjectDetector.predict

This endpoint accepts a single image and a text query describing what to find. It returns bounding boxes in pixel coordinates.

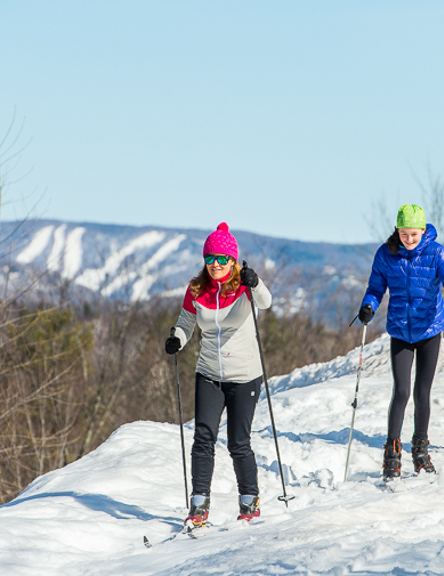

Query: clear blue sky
[1,1,443,243]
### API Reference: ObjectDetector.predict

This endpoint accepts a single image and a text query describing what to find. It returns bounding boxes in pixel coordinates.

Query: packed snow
[131,234,187,301]
[62,227,86,279]
[2,333,444,575]
[76,231,166,292]
[74,231,186,300]
[47,224,67,272]
[16,225,55,264]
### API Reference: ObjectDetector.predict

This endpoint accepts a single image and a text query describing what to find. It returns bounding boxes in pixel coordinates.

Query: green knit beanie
[396,204,426,229]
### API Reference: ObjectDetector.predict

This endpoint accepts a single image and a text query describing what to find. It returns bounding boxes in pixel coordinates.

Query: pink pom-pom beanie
[203,222,239,261]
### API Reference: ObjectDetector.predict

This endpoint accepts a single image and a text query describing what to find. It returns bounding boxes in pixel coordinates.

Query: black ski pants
[388,333,441,440]
[191,372,262,497]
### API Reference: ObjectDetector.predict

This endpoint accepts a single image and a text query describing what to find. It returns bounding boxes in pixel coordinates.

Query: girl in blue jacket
[359,204,444,480]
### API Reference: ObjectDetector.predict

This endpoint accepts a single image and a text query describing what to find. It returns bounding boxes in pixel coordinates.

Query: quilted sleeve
[437,245,444,285]
[361,245,388,313]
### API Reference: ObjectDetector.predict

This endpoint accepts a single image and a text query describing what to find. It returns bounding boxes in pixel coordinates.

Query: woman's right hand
[358,304,374,325]
[165,336,181,354]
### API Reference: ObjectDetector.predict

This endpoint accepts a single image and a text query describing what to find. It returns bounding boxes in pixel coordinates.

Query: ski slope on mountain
[5,219,375,306]
[1,333,444,575]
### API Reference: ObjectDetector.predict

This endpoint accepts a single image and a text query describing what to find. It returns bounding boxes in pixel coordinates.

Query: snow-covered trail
[2,334,444,575]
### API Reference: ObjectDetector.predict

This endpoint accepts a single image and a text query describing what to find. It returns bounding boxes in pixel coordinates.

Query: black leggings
[388,333,441,440]
[191,372,262,496]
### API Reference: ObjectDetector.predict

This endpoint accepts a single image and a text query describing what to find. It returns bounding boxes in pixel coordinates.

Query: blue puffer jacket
[362,224,444,343]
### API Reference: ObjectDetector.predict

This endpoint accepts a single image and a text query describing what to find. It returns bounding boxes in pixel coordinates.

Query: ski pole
[171,327,189,509]
[344,323,368,482]
[243,261,295,507]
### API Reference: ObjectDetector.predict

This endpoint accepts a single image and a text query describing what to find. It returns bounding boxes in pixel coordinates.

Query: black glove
[358,304,374,325]
[165,336,181,355]
[240,266,259,288]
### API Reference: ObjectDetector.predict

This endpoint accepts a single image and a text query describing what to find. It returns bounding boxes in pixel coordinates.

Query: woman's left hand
[240,266,259,288]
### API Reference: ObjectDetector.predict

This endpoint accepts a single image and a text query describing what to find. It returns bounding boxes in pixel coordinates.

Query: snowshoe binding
[184,495,210,528]
[237,495,260,521]
[382,438,402,481]
[411,436,435,474]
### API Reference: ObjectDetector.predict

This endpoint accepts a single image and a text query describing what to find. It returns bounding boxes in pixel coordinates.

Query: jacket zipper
[406,258,412,342]
[214,282,223,379]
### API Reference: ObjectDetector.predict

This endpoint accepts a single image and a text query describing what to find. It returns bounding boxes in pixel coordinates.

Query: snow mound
[266,332,391,395]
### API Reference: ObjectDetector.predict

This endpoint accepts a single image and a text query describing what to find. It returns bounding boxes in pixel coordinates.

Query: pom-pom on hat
[396,204,426,229]
[203,222,239,261]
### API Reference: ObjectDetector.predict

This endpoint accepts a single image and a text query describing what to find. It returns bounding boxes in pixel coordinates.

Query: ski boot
[237,495,260,521]
[411,435,435,474]
[382,438,402,480]
[184,495,210,528]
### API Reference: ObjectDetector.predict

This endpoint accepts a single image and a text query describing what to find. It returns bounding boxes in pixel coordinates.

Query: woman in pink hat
[165,222,272,527]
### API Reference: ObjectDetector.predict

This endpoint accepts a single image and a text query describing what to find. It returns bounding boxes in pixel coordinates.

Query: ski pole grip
[242,260,252,295]
[170,326,176,338]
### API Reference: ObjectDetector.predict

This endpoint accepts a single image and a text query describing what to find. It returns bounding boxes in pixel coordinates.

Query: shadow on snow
[1,491,178,526]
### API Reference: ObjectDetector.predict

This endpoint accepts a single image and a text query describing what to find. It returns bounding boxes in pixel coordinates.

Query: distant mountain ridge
[0,219,377,306]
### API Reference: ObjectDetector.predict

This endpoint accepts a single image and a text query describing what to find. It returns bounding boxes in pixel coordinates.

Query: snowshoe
[184,495,210,528]
[382,438,402,480]
[237,495,260,521]
[411,436,435,474]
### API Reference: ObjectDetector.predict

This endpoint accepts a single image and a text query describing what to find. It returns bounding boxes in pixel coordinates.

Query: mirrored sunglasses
[204,254,231,265]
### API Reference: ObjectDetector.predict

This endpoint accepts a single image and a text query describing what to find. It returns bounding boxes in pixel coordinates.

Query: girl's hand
[358,304,374,325]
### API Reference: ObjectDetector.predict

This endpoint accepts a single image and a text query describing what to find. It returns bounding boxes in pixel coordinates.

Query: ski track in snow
[2,334,444,574]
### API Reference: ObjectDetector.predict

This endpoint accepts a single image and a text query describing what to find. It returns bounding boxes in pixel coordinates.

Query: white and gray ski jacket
[174,275,272,383]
